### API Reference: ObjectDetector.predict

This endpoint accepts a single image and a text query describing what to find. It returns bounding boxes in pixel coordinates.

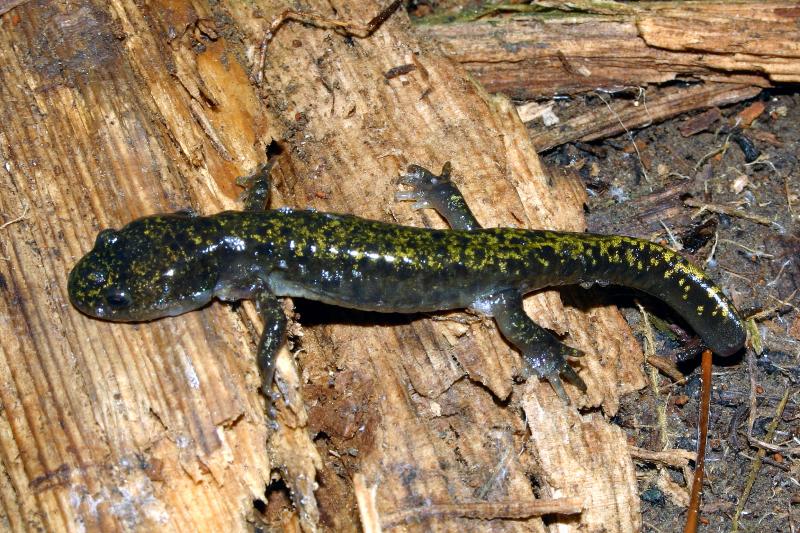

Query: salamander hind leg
[255,291,288,418]
[400,166,585,400]
[237,159,278,212]
[396,162,480,231]
[474,290,586,403]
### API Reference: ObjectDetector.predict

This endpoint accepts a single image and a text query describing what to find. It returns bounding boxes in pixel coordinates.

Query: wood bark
[419,1,800,99]
[0,1,675,531]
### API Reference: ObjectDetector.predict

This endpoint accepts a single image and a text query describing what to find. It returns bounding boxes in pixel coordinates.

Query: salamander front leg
[396,162,480,231]
[255,291,288,416]
[237,159,278,212]
[475,290,586,402]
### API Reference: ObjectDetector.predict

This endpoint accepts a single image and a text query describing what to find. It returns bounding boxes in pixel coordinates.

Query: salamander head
[69,214,218,322]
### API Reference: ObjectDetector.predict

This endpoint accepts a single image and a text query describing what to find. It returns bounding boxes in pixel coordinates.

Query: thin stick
[596,90,650,182]
[647,354,685,383]
[703,230,718,268]
[629,445,695,469]
[683,198,774,226]
[732,387,790,531]
[638,302,669,449]
[718,238,774,259]
[684,349,712,533]
[747,350,758,436]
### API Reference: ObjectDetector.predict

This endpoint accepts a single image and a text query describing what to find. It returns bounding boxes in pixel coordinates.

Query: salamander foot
[396,162,480,231]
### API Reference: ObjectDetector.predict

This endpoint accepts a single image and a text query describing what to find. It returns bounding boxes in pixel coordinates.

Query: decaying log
[0,1,683,531]
[419,1,800,99]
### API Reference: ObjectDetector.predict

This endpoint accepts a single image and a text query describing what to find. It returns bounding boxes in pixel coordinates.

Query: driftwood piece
[418,1,800,99]
[0,1,647,531]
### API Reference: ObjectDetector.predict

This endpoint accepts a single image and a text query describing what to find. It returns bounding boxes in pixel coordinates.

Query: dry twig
[596,90,651,183]
[638,302,670,450]
[683,198,774,226]
[732,387,791,531]
[746,289,799,322]
[629,446,695,469]
[684,349,713,533]
[647,354,684,383]
[718,239,774,259]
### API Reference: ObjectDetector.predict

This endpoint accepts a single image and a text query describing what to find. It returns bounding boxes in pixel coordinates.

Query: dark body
[69,164,747,401]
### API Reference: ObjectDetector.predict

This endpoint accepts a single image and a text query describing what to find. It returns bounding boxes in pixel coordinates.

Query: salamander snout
[69,215,219,322]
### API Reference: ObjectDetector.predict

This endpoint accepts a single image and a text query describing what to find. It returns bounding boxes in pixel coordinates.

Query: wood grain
[418,1,800,99]
[0,1,646,531]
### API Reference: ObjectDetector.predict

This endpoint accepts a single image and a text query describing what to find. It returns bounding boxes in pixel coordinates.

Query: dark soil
[541,89,800,532]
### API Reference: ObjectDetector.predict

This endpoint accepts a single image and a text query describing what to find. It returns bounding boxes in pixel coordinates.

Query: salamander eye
[95,229,118,248]
[105,289,132,310]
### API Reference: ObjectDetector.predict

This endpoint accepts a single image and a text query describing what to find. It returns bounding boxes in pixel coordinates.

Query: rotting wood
[528,83,761,153]
[1,2,277,531]
[416,1,800,99]
[0,1,648,531]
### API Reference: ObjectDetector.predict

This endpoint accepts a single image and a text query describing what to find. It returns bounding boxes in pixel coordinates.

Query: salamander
[68,162,747,402]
